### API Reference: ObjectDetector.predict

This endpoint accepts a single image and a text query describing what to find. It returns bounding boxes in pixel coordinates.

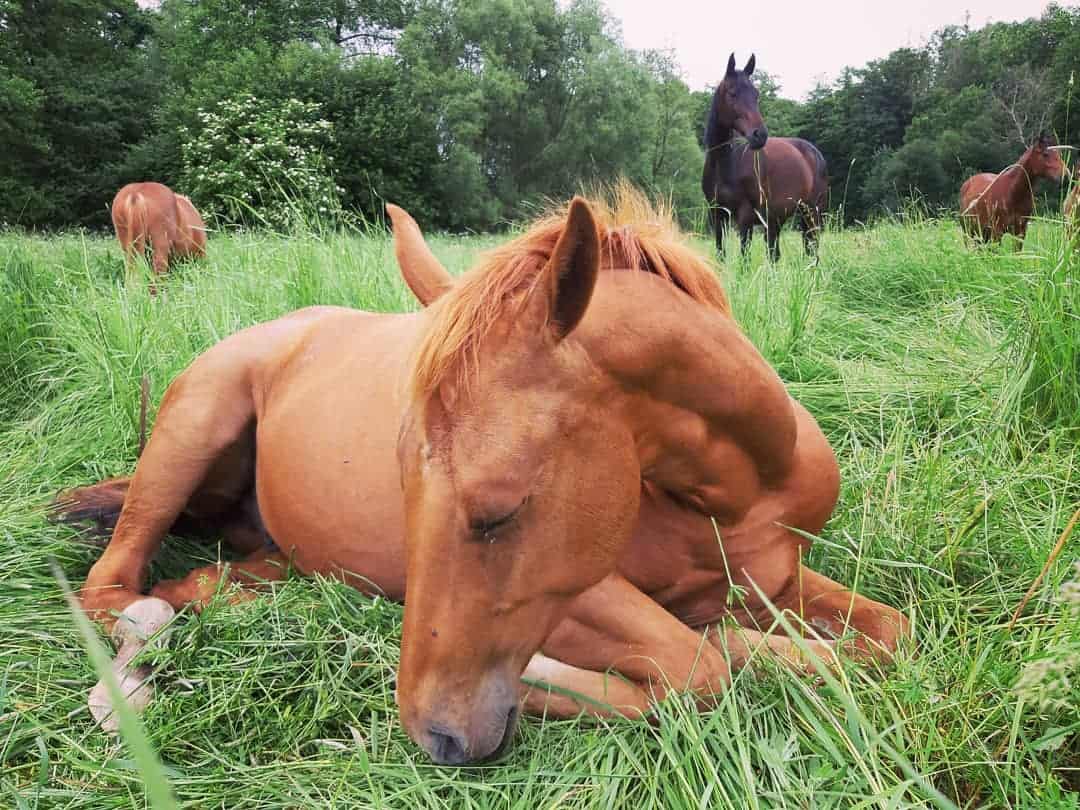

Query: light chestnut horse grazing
[959,134,1066,246]
[58,190,908,765]
[111,182,207,291]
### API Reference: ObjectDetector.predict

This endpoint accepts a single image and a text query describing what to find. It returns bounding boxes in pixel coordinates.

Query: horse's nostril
[428,726,470,765]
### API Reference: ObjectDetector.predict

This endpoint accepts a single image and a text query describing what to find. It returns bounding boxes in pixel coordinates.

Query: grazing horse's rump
[959,134,1066,246]
[111,182,206,288]
[702,53,829,262]
[59,186,907,765]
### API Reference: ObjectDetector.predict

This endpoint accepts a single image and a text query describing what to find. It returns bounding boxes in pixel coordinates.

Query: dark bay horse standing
[959,134,1066,246]
[702,54,829,262]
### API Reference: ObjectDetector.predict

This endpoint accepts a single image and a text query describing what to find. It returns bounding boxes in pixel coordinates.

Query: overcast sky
[602,0,1054,99]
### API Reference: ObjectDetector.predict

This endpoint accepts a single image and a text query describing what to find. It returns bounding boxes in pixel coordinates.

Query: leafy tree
[0,0,158,226]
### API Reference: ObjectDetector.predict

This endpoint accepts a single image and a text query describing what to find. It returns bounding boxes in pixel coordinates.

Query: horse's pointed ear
[386,203,453,307]
[543,197,600,341]
[744,54,756,76]
[726,53,737,77]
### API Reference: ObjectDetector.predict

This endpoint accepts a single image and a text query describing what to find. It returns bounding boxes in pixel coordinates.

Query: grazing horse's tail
[120,190,151,261]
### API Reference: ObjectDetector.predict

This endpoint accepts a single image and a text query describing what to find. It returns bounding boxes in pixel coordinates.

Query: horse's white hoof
[88,662,155,733]
[89,597,175,733]
[111,597,175,649]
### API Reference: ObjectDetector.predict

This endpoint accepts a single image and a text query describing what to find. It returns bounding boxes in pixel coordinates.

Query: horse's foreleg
[708,204,728,257]
[540,574,732,707]
[520,653,652,720]
[769,565,910,663]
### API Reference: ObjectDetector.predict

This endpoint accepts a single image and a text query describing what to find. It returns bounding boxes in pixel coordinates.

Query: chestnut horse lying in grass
[111,182,207,292]
[959,134,1066,246]
[58,189,908,765]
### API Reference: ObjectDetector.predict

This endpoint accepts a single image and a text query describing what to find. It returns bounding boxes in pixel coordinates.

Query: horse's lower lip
[479,705,519,764]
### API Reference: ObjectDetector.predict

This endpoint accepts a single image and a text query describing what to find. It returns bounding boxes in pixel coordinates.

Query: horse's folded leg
[87,597,175,732]
[772,565,911,663]
[706,622,838,676]
[520,653,652,720]
[149,551,288,612]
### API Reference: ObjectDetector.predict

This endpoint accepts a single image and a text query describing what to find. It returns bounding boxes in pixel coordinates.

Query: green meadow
[1,213,1078,808]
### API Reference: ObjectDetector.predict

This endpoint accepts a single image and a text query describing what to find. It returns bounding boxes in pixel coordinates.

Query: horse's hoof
[111,597,175,650]
[88,598,175,733]
[88,662,155,733]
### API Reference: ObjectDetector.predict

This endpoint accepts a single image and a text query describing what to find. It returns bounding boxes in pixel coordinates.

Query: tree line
[2,0,1080,231]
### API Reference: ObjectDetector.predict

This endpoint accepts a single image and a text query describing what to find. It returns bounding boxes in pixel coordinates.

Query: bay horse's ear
[744,54,756,76]
[726,53,737,77]
[386,203,453,306]
[544,197,600,341]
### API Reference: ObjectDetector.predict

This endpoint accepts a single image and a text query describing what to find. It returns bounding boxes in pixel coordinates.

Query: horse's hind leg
[79,360,258,625]
[150,548,289,612]
[766,221,782,263]
[801,205,823,258]
[147,227,171,294]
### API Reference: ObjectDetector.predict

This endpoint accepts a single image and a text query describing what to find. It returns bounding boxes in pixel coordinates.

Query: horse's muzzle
[415,702,519,765]
[749,127,769,150]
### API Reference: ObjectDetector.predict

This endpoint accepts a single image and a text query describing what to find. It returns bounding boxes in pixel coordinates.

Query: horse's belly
[253,316,416,599]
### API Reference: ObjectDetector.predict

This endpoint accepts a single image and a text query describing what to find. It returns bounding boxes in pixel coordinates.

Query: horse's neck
[1001,161,1034,208]
[704,116,739,177]
[580,274,798,515]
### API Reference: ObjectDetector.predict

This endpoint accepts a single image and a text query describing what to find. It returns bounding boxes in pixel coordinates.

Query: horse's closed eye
[469,497,528,542]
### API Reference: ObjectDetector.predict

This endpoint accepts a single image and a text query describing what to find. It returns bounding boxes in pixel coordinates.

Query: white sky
[602,0,1055,99]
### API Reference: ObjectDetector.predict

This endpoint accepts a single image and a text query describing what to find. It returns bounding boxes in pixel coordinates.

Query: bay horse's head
[711,53,767,150]
[389,199,641,764]
[1024,133,1067,183]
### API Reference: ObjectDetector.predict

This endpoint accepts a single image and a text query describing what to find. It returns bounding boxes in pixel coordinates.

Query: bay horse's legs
[765,220,781,263]
[708,204,729,257]
[767,565,910,662]
[800,204,823,258]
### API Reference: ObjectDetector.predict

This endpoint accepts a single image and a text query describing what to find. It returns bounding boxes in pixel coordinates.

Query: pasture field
[1,213,1079,809]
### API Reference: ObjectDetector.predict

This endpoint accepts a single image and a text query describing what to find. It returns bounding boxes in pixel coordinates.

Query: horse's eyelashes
[469,497,528,542]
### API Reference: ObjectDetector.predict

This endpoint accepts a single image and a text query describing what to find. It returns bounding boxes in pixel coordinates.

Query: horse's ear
[387,203,453,307]
[744,54,756,76]
[542,197,600,341]
[726,53,737,77]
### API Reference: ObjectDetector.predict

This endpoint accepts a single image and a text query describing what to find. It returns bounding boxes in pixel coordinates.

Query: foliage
[7,1,1080,229]
[179,95,341,230]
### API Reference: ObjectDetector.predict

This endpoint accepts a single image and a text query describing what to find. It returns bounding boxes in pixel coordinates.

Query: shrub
[180,95,341,231]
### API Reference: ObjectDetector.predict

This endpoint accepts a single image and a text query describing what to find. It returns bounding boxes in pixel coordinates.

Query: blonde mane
[410,184,731,402]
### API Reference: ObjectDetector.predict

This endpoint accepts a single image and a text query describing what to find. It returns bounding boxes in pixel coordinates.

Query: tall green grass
[0,214,1077,808]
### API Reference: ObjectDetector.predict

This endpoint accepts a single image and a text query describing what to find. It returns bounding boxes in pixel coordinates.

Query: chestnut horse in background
[111,182,207,291]
[702,54,829,262]
[959,134,1066,246]
[58,188,906,766]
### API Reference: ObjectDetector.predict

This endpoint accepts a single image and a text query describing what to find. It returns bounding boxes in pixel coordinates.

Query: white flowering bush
[180,95,342,231]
